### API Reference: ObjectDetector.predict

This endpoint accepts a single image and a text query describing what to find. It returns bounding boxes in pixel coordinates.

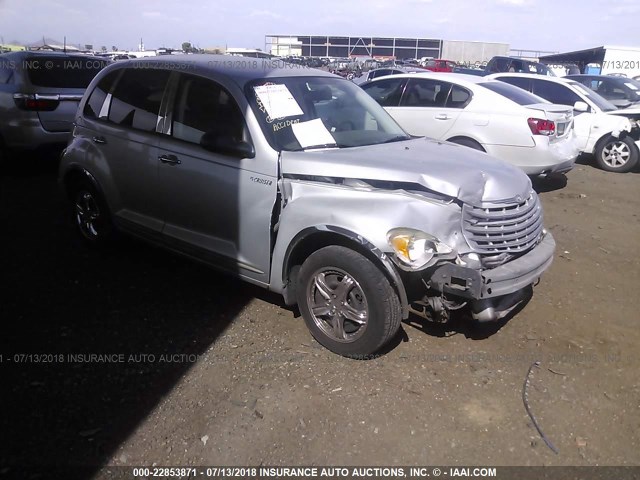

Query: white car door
[385,78,466,139]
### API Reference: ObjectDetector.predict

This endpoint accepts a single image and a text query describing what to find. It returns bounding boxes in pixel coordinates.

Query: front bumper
[427,232,556,300]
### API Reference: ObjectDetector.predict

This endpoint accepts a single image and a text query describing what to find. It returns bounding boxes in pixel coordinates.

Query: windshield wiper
[381,135,411,144]
[292,143,340,151]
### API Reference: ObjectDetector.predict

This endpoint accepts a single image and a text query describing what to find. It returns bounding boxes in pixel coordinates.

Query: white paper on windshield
[291,119,337,149]
[253,84,303,120]
[624,82,638,90]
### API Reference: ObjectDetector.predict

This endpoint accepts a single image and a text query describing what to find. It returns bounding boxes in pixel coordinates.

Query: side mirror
[200,132,255,159]
[573,101,589,113]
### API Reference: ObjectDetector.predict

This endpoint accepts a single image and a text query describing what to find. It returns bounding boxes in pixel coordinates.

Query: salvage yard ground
[1,153,639,476]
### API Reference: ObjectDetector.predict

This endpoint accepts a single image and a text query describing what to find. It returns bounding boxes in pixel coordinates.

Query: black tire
[448,137,485,152]
[594,135,638,173]
[70,179,114,246]
[296,246,402,358]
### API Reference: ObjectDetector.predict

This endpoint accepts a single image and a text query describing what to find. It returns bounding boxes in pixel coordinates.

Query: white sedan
[488,73,640,173]
[361,72,580,176]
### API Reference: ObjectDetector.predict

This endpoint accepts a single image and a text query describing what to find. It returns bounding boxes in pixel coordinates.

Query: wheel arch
[280,225,409,319]
[446,135,487,152]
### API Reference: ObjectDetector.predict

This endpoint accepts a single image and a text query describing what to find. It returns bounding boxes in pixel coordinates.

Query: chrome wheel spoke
[341,303,367,324]
[331,314,346,340]
[334,275,354,302]
[312,305,331,317]
[314,273,333,300]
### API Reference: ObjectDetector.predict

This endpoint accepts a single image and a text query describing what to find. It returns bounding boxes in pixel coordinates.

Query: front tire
[71,179,114,246]
[296,246,402,358]
[595,135,638,173]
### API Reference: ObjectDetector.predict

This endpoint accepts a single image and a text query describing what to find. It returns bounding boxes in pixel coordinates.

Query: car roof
[566,74,626,82]
[104,54,336,87]
[488,72,571,84]
[378,71,494,86]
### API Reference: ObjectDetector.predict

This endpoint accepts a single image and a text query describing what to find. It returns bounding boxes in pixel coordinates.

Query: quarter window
[107,69,171,132]
[83,70,120,120]
[172,74,245,146]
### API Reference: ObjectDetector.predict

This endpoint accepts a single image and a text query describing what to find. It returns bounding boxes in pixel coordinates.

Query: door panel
[388,78,465,139]
[157,73,276,283]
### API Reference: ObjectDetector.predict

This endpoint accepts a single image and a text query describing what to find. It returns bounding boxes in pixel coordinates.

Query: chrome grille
[463,191,543,255]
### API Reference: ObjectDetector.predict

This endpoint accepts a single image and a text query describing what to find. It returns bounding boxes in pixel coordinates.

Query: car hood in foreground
[280,137,531,207]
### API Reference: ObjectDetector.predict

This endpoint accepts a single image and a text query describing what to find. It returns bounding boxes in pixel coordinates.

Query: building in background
[266,35,509,63]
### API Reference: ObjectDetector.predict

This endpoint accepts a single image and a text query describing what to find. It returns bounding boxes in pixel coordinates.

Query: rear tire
[70,179,114,246]
[594,135,638,173]
[296,246,402,358]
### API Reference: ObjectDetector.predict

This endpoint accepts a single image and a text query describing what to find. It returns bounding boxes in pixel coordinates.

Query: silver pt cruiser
[59,56,556,357]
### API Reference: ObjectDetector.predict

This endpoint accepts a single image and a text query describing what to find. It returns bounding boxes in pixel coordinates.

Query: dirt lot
[1,153,639,477]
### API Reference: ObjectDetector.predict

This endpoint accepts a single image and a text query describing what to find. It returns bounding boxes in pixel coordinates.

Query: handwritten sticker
[291,119,337,149]
[253,84,303,120]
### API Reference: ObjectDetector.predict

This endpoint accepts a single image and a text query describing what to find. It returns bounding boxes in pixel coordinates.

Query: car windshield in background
[26,56,109,88]
[246,76,410,151]
[478,81,549,106]
[569,82,618,112]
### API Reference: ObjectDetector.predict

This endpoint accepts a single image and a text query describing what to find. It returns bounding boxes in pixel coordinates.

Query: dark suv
[486,56,555,77]
[0,51,109,161]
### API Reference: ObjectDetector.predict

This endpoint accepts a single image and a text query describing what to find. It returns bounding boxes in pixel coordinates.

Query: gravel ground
[1,153,639,478]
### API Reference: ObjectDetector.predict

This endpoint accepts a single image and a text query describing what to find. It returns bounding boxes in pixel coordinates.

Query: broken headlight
[387,228,455,270]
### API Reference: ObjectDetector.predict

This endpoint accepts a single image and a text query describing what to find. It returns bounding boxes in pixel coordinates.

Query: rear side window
[531,80,581,106]
[171,74,245,146]
[400,78,452,107]
[495,76,532,91]
[479,81,547,106]
[108,69,171,132]
[25,56,109,88]
[83,70,120,119]
[362,77,407,107]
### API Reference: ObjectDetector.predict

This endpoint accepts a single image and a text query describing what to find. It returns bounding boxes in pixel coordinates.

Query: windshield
[246,76,410,151]
[569,82,618,112]
[479,81,549,106]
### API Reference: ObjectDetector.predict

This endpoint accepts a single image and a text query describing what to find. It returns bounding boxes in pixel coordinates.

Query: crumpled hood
[280,137,531,206]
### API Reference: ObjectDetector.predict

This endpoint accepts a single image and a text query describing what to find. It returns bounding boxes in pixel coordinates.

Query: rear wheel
[71,179,114,246]
[595,135,638,173]
[296,246,402,358]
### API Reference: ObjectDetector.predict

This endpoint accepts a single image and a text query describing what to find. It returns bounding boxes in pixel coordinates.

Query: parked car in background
[424,59,457,72]
[565,74,640,108]
[354,66,425,84]
[361,72,578,176]
[59,56,556,357]
[489,73,640,172]
[486,56,555,76]
[0,51,110,161]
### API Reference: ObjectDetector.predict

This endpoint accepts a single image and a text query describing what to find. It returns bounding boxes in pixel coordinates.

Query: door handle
[158,154,181,165]
[92,136,107,144]
[435,114,449,120]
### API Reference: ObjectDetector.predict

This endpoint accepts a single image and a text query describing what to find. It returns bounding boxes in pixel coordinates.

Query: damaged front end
[386,191,556,323]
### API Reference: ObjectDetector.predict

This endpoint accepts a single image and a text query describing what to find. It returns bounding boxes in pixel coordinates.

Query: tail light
[528,118,555,136]
[13,93,60,112]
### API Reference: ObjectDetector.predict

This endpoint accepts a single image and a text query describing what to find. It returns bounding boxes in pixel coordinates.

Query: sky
[0,0,639,53]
